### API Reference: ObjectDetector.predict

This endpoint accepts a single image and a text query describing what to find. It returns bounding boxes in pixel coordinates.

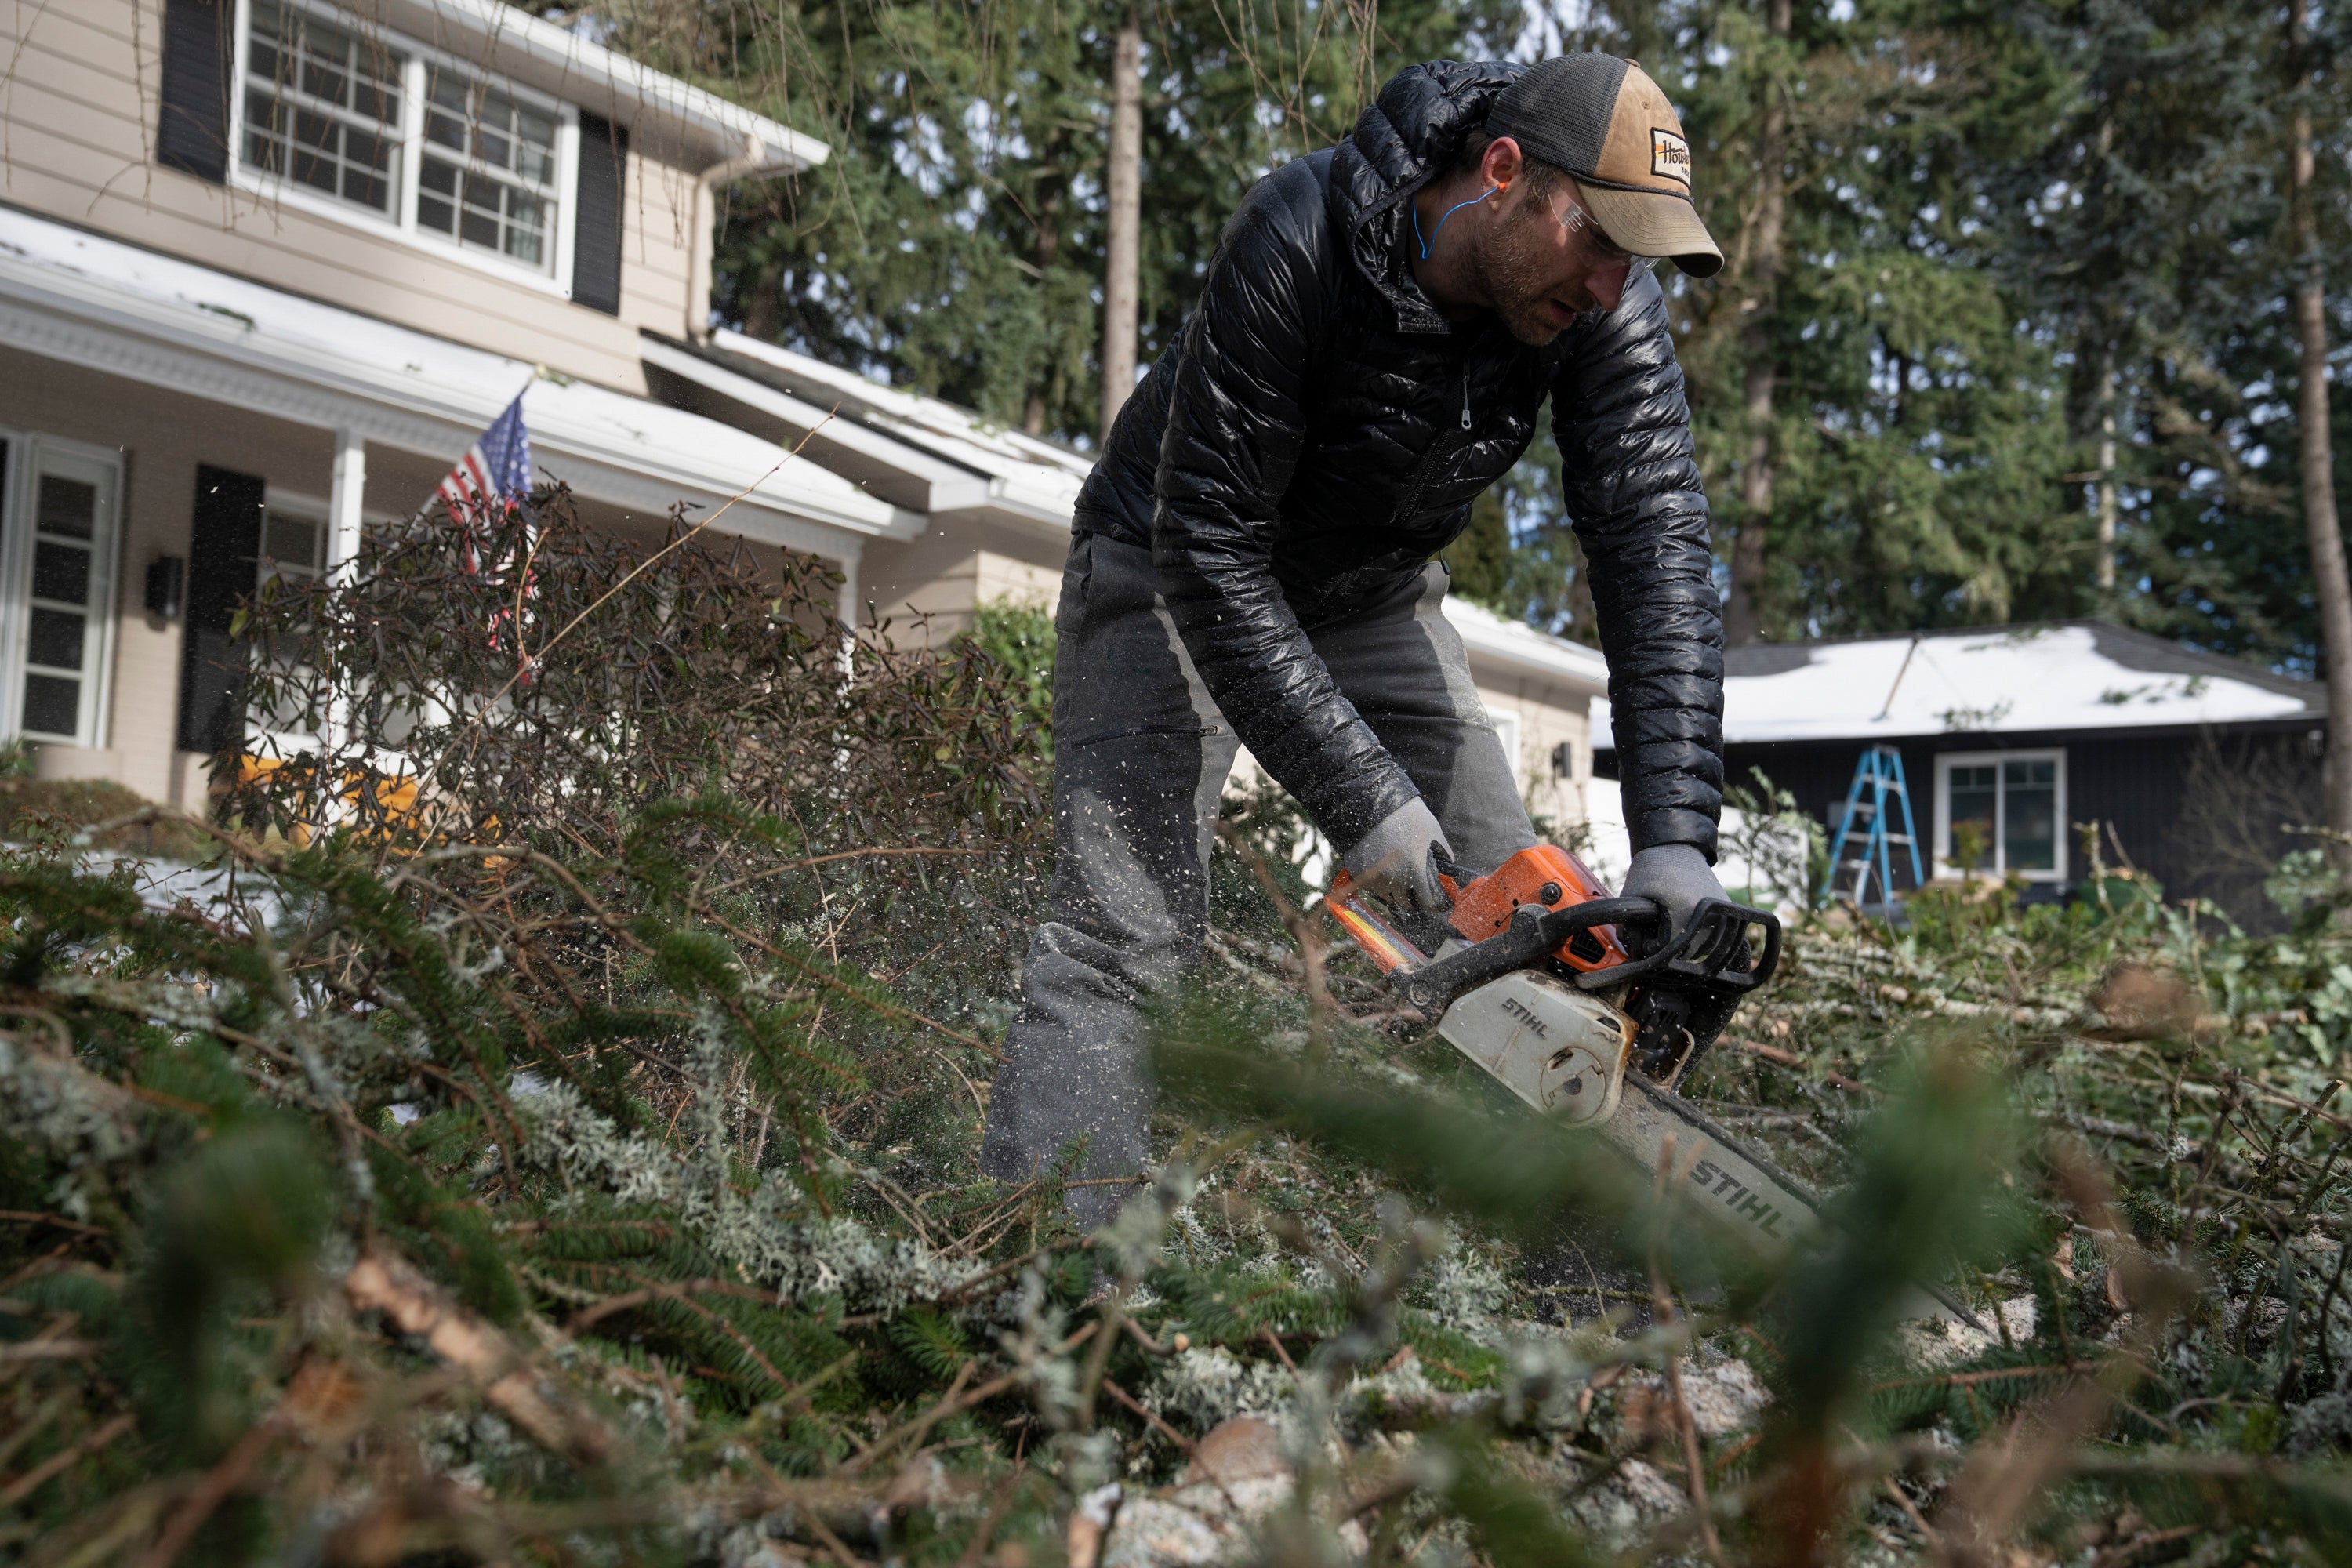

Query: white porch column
[324,429,366,754]
[836,553,860,676]
[327,428,366,580]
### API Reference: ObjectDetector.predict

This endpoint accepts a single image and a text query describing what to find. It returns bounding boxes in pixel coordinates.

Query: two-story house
[0,0,1607,835]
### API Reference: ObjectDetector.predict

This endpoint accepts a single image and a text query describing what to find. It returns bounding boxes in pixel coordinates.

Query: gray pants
[978,533,1537,1225]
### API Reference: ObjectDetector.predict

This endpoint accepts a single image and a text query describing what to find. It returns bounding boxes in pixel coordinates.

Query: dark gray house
[1594,621,2327,918]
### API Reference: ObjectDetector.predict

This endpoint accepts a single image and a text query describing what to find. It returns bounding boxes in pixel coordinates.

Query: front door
[0,434,124,749]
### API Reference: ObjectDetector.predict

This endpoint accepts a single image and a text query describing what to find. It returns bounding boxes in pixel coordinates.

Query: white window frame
[226,0,580,297]
[1933,748,2067,884]
[1489,708,1524,786]
[0,432,124,750]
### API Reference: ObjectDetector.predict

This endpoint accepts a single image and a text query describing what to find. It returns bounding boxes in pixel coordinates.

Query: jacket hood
[1330,60,1525,334]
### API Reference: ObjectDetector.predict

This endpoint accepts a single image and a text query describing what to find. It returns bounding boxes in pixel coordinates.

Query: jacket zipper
[1398,362,1474,524]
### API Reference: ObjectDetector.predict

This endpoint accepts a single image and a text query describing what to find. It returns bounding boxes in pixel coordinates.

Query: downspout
[688,135,793,340]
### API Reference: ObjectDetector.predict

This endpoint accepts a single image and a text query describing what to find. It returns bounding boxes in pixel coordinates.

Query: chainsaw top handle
[1395,894,1781,1017]
[1579,895,1783,995]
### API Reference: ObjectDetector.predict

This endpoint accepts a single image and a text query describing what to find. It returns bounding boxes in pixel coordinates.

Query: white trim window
[234,0,578,286]
[258,495,332,592]
[1489,708,1523,782]
[0,435,122,748]
[419,67,564,270]
[249,493,331,754]
[1934,750,2067,883]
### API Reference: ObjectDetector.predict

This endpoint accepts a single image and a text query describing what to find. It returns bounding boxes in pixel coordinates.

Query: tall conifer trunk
[1025,174,1065,436]
[2096,348,2118,593]
[1100,6,1143,441]
[2289,0,2352,849]
[1723,0,1791,647]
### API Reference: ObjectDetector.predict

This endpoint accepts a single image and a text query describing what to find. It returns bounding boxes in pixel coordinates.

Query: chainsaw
[1327,843,1982,1328]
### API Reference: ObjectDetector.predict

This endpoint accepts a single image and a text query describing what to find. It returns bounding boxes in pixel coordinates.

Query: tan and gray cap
[1486,53,1723,278]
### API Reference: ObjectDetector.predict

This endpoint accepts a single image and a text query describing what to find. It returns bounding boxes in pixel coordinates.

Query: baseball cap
[1485,54,1724,278]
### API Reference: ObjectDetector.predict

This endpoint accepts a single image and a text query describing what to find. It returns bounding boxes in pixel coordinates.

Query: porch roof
[0,206,911,559]
[648,331,1094,529]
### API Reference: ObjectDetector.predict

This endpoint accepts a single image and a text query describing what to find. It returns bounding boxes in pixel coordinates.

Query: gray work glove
[1344,797,1454,912]
[1621,843,1727,940]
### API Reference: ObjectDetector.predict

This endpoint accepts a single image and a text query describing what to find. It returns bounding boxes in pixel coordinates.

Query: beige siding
[1469,669,1592,832]
[860,518,1068,643]
[0,0,707,394]
[974,547,1058,612]
[619,148,698,338]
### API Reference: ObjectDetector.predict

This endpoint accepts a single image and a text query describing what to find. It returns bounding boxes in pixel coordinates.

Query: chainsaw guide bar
[1327,845,1984,1330]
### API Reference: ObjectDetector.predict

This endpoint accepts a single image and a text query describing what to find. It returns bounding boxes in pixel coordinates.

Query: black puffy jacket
[1073,59,1726,860]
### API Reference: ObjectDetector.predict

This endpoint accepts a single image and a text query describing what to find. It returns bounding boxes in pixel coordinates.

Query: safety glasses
[1558,186,1658,274]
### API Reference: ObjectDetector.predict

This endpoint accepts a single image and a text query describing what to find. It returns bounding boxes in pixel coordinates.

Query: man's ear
[1482,136,1527,198]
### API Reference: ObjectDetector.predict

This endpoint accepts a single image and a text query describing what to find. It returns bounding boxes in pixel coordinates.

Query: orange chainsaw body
[1437,844,1632,974]
[1328,842,1632,978]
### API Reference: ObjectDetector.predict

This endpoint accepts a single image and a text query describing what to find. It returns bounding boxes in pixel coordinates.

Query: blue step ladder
[1821,746,1924,909]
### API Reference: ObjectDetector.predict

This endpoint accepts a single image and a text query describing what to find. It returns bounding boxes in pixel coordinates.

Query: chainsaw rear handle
[1396,895,1781,1016]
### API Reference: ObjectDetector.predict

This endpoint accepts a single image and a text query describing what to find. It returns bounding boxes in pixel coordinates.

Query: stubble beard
[1473,221,1575,347]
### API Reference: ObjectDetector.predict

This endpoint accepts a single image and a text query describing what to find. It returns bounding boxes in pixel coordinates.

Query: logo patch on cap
[1650,128,1692,185]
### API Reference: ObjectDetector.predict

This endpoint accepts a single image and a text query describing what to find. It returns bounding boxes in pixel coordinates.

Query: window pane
[519,107,557,176]
[27,608,82,672]
[36,475,96,539]
[2003,764,2058,872]
[32,542,89,605]
[22,673,78,738]
[353,80,397,125]
[505,191,546,262]
[266,514,323,569]
[1947,766,1997,869]
[302,58,347,106]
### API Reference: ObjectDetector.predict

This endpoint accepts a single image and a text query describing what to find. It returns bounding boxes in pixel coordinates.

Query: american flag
[434,387,537,681]
[435,389,534,519]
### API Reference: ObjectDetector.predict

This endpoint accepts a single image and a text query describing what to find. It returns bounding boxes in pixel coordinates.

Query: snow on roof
[365,0,826,172]
[699,330,1093,525]
[0,207,901,543]
[1593,621,2321,749]
[1444,597,1610,696]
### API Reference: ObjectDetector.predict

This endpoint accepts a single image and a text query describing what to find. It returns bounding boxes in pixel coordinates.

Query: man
[979,54,1729,1225]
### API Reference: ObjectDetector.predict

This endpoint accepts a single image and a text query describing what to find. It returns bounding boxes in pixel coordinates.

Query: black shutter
[572,111,628,315]
[158,0,233,183]
[177,465,263,754]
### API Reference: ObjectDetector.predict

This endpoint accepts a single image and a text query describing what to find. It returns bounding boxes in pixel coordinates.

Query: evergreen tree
[597,0,1517,444]
[582,0,2350,677]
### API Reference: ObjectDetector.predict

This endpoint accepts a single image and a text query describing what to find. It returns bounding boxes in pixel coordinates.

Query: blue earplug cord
[1414,184,1502,260]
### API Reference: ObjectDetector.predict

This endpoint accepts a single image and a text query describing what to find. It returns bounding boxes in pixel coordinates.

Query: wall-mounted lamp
[146,555,186,620]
